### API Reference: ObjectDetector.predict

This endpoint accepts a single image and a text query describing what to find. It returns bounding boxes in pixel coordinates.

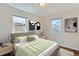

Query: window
[12,16,27,33]
[51,19,61,32]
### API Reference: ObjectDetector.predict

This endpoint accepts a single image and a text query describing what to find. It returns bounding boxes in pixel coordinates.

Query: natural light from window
[12,16,27,33]
[51,19,61,32]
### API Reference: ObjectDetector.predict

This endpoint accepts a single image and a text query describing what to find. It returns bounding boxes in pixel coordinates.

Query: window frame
[50,18,62,32]
[12,15,28,33]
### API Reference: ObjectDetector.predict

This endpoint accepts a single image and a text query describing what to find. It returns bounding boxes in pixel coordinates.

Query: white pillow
[30,35,39,39]
[15,36,27,43]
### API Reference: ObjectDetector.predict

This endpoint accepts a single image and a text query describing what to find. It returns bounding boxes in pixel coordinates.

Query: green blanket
[15,39,55,56]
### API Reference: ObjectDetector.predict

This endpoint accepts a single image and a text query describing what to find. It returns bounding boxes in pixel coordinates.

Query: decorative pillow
[26,35,36,42]
[31,35,39,39]
[15,36,27,43]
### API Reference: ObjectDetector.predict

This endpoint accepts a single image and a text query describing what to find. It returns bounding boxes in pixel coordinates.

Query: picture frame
[65,17,77,32]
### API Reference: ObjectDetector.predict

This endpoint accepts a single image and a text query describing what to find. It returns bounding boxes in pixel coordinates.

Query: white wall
[43,9,79,50]
[1,3,79,50]
[0,4,41,43]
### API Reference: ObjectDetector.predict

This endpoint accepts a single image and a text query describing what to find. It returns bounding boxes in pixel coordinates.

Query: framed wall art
[65,17,77,32]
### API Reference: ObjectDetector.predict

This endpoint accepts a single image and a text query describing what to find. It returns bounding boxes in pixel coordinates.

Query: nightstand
[0,43,13,56]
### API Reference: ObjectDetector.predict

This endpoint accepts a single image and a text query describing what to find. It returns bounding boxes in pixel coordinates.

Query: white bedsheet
[38,42,59,56]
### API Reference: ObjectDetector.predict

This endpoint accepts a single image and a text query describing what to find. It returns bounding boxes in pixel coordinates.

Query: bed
[11,32,59,56]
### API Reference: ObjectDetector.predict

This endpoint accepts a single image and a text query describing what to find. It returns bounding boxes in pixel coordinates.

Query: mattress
[15,39,59,56]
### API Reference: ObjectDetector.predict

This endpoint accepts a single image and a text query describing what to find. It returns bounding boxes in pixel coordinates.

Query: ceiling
[7,3,79,17]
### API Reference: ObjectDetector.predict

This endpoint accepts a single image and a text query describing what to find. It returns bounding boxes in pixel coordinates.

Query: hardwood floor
[60,46,79,56]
